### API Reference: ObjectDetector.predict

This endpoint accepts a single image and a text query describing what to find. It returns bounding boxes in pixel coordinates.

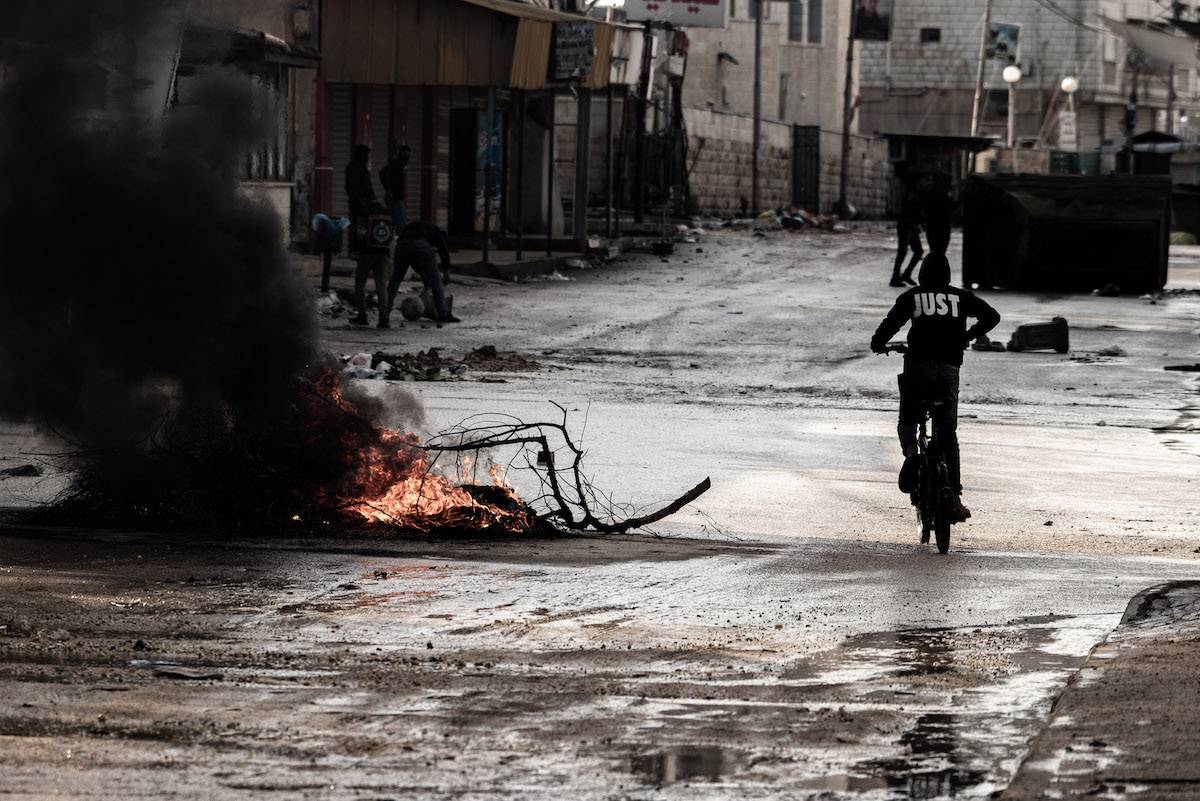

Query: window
[808,0,822,43]
[983,89,1009,124]
[788,2,805,41]
[920,27,941,43]
[1103,33,1118,62]
[779,73,790,119]
[788,0,821,43]
[729,0,736,19]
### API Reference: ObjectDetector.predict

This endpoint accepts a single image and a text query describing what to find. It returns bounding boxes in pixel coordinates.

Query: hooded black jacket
[870,259,1000,366]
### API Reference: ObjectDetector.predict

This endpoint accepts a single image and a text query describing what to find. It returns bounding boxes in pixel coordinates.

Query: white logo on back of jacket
[912,292,961,318]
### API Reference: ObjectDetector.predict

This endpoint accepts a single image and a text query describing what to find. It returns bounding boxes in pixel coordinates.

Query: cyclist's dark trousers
[898,360,961,494]
[893,224,924,281]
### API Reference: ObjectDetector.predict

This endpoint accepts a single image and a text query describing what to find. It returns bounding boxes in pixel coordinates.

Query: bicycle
[880,342,956,554]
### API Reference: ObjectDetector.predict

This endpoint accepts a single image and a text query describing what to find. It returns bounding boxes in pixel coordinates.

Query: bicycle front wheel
[934,493,952,554]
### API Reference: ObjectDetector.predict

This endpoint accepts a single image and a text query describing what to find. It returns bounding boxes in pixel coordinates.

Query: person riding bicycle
[870,253,1000,522]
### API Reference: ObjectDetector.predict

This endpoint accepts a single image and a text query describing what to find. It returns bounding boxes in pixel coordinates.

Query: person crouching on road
[351,202,395,329]
[870,253,1000,521]
[386,221,460,324]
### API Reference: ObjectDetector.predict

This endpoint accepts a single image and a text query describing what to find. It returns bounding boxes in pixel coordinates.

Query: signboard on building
[853,0,893,41]
[623,0,727,29]
[548,22,595,82]
[1058,109,1077,151]
[987,22,1021,64]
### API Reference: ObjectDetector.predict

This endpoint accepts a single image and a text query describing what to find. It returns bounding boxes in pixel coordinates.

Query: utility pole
[970,0,995,137]
[633,21,653,224]
[1125,57,1139,174]
[1168,0,1183,134]
[837,2,856,217]
[752,0,763,214]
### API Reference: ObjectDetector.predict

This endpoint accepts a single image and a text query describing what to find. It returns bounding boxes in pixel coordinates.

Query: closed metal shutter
[370,85,392,202]
[1075,103,1102,150]
[404,88,425,222]
[329,82,353,219]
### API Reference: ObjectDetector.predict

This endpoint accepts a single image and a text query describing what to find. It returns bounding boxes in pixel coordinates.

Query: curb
[1002,581,1200,799]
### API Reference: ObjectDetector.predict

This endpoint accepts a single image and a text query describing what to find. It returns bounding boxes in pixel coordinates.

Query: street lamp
[1002,65,1023,150]
[1061,75,1079,114]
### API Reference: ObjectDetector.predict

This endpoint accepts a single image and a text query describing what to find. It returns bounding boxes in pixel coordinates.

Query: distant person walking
[379,144,411,231]
[922,172,955,257]
[892,174,924,287]
[344,144,375,252]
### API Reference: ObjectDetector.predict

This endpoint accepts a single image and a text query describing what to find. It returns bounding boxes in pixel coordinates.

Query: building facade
[658,1,891,215]
[857,0,1199,157]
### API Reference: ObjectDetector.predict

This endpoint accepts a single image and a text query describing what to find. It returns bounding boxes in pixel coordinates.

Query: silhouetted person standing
[922,172,955,257]
[344,144,375,252]
[379,144,411,231]
[892,176,924,287]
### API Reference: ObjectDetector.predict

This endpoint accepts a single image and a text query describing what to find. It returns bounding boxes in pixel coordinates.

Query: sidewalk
[1002,581,1200,799]
[292,250,591,283]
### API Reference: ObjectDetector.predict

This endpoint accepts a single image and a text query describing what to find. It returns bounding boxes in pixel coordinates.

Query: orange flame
[317,372,534,533]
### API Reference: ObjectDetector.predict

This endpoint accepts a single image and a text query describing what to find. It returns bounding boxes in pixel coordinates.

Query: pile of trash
[723,208,849,233]
[336,346,540,382]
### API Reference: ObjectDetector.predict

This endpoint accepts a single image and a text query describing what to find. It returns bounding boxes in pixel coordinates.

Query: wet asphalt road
[0,228,1198,798]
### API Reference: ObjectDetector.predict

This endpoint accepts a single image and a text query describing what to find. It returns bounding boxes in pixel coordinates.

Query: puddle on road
[853,713,987,799]
[631,745,740,786]
[623,615,1112,798]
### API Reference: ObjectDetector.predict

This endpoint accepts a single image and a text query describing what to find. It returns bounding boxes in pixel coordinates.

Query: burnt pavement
[1,228,1198,799]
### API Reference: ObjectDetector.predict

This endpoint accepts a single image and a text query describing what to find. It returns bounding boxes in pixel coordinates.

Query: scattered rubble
[336,346,541,382]
[970,335,1008,352]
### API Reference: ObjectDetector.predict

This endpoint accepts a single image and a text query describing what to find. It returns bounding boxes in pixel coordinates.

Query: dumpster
[962,174,1170,292]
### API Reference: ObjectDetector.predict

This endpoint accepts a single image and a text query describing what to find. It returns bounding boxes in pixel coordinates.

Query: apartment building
[673,1,890,214]
[857,0,1200,155]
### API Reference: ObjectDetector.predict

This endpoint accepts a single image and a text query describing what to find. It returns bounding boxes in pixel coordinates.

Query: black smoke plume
[0,1,395,531]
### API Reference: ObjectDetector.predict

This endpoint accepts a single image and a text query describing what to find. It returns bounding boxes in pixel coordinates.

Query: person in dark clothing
[350,202,395,328]
[379,144,411,231]
[922,172,955,256]
[344,144,375,252]
[892,178,924,287]
[386,221,459,324]
[870,253,1001,521]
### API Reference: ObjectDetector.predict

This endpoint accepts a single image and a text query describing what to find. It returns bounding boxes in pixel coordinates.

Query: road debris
[1007,317,1070,353]
[0,464,41,478]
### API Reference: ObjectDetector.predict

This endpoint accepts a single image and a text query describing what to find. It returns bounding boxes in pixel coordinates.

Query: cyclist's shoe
[898,442,920,494]
[898,455,919,494]
[949,496,972,522]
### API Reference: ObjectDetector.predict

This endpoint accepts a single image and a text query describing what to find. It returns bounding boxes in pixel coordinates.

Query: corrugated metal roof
[457,0,594,24]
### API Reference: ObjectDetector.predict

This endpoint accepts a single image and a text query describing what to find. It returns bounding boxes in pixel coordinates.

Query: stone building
[857,0,1199,157]
[183,0,320,240]
[672,1,892,216]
